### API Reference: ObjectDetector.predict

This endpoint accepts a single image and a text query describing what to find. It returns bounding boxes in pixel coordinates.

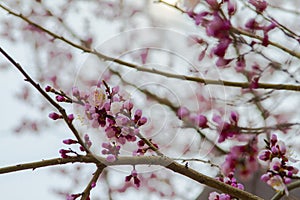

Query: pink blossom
[206,14,231,39]
[206,0,219,10]
[249,0,267,12]
[209,172,245,199]
[227,0,236,15]
[125,169,141,187]
[177,106,190,119]
[213,38,231,57]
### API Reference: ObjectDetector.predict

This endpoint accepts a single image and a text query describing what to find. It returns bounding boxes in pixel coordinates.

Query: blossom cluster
[71,81,150,162]
[258,134,299,194]
[186,0,274,72]
[222,139,258,179]
[47,81,151,161]
[212,111,240,143]
[209,172,244,200]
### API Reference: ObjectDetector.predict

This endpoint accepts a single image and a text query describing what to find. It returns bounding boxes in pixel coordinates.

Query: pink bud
[227,1,236,15]
[106,155,116,162]
[56,95,66,102]
[91,182,96,188]
[49,112,62,120]
[123,100,133,111]
[72,87,80,97]
[68,114,74,122]
[45,85,52,92]
[230,111,239,124]
[138,117,147,126]
[112,86,119,94]
[63,139,78,145]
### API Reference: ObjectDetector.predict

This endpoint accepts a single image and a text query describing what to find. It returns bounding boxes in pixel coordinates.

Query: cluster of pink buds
[213,111,240,143]
[134,139,159,156]
[209,172,244,200]
[222,139,259,179]
[187,0,236,67]
[59,134,92,158]
[259,134,299,194]
[70,81,151,162]
[125,169,141,188]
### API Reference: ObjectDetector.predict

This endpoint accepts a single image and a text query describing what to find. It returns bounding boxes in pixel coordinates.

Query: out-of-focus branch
[0,3,299,91]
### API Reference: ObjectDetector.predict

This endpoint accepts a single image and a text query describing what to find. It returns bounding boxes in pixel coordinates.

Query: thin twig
[81,166,104,200]
[0,156,98,174]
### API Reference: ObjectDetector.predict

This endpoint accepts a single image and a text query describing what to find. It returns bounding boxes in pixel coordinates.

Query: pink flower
[209,172,244,199]
[206,14,231,39]
[177,107,190,119]
[249,0,267,12]
[213,113,240,143]
[125,169,141,187]
[222,141,258,179]
[213,38,231,57]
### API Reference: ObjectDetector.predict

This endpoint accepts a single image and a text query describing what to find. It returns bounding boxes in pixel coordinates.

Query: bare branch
[81,166,104,200]
[0,156,97,174]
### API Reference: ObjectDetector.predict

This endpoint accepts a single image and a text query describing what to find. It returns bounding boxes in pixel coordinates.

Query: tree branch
[81,166,104,200]
[0,155,263,200]
[0,156,98,174]
[0,3,299,91]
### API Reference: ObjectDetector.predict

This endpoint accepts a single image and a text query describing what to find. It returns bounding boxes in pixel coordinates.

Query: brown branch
[81,166,104,200]
[0,155,263,200]
[0,156,98,174]
[0,3,299,91]
[0,47,91,154]
[231,27,300,59]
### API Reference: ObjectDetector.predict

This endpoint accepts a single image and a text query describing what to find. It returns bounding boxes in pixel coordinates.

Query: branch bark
[0,155,263,200]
